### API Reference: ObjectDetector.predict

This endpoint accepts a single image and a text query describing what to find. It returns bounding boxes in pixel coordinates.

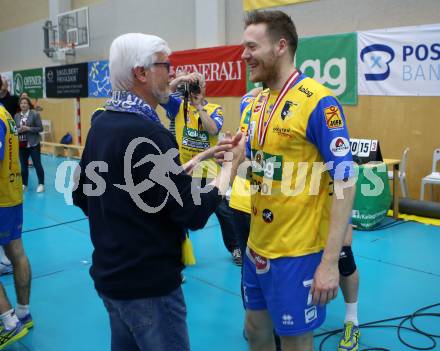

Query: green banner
[13,68,44,98]
[352,163,392,230]
[246,65,263,92]
[296,33,357,105]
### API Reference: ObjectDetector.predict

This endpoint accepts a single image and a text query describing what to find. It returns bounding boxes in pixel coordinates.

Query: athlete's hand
[310,260,339,306]
[214,131,244,165]
[182,143,235,175]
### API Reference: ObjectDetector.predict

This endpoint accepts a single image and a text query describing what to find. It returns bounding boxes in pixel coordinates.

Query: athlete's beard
[261,56,281,88]
[251,51,280,88]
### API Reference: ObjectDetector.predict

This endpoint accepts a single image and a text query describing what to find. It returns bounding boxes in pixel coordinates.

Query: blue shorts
[0,204,23,245]
[243,247,326,336]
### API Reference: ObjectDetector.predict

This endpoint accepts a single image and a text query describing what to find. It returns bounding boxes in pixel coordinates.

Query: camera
[189,81,201,94]
[182,81,201,95]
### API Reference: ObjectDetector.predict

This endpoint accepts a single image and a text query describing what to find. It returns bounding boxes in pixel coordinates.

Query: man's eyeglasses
[153,62,171,73]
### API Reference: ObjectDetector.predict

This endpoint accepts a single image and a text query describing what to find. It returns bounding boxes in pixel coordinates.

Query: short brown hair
[19,96,32,107]
[244,10,298,60]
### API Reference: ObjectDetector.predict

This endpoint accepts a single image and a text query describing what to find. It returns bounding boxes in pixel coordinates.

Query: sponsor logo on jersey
[280,101,293,120]
[272,126,294,138]
[247,248,270,273]
[330,137,350,157]
[298,85,314,98]
[262,209,274,223]
[324,105,344,130]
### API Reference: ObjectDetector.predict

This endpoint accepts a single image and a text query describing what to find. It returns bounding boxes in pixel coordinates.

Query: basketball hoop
[43,7,88,59]
[50,40,76,62]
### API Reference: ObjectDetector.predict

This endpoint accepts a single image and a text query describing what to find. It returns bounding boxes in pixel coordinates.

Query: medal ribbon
[257,69,300,146]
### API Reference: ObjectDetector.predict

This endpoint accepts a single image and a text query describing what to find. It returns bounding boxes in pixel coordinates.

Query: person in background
[17,92,43,113]
[162,72,243,266]
[166,69,189,140]
[0,86,33,348]
[229,87,262,267]
[0,78,15,275]
[0,75,19,118]
[337,225,360,350]
[14,96,45,193]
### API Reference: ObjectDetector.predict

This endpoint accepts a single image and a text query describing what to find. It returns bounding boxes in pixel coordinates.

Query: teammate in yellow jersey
[241,10,356,351]
[229,87,262,259]
[0,88,32,348]
[162,72,242,265]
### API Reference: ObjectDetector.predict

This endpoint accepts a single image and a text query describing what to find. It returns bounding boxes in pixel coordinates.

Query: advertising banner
[296,33,358,105]
[13,68,44,98]
[88,60,112,97]
[45,63,88,98]
[243,0,313,10]
[170,45,246,97]
[358,24,440,96]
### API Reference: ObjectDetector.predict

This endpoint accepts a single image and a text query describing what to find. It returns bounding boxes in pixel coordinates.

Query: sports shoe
[338,322,360,351]
[0,321,28,350]
[0,314,33,332]
[36,184,45,193]
[0,263,12,276]
[232,248,242,266]
[19,314,33,330]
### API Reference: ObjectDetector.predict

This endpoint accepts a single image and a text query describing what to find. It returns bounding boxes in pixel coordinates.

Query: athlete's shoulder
[293,75,334,100]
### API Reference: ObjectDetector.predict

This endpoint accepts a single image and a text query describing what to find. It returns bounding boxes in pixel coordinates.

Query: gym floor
[3,155,439,351]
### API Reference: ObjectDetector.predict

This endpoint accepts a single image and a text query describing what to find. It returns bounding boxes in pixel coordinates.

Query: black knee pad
[338,246,357,276]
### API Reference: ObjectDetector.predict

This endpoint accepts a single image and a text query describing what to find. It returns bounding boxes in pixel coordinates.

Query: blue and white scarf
[105,91,162,124]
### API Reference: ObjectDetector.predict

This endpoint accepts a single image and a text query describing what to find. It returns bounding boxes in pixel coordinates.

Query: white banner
[358,24,440,96]
[0,71,13,93]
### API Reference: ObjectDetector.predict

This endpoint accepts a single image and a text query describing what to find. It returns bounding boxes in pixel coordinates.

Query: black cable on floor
[354,219,413,232]
[315,303,440,351]
[22,218,88,233]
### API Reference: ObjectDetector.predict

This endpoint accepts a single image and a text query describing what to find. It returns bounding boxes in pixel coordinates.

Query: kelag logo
[360,44,395,81]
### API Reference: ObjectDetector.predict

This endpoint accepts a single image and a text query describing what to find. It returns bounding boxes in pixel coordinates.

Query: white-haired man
[162,72,243,266]
[72,33,244,351]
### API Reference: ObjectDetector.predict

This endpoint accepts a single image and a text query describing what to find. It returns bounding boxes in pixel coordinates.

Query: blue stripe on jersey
[211,107,223,131]
[241,95,255,160]
[0,119,6,161]
[240,94,254,116]
[161,94,182,120]
[306,96,354,180]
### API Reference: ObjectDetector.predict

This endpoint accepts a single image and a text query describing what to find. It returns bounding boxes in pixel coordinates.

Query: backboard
[57,7,90,50]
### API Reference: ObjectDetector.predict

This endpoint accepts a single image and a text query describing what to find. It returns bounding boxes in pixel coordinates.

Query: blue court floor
[2,155,440,351]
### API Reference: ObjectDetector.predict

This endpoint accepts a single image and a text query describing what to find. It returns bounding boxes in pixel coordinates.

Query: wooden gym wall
[37,95,440,201]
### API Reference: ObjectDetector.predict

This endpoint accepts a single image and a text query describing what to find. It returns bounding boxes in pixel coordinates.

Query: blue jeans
[100,287,190,351]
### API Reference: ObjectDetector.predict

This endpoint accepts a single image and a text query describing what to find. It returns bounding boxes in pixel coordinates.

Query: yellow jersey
[0,105,22,207]
[165,95,224,179]
[247,74,353,259]
[229,95,254,214]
